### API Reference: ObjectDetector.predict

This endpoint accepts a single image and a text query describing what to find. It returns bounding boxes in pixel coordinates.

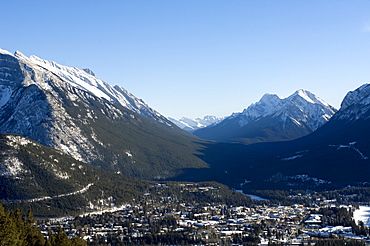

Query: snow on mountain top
[0,48,14,56]
[12,51,111,101]
[0,48,166,123]
[295,89,316,104]
[241,93,284,119]
[290,89,331,107]
[230,89,336,129]
[169,115,225,132]
[258,89,328,106]
[246,90,330,116]
[14,50,28,60]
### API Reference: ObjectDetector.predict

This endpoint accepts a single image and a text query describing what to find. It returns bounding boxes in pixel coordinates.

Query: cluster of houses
[37,184,370,245]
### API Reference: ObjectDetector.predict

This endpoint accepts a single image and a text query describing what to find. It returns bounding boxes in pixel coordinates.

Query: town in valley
[36,183,370,246]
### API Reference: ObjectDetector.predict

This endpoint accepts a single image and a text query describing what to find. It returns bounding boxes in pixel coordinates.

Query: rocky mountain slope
[0,49,208,179]
[0,133,150,217]
[169,115,224,132]
[193,90,337,144]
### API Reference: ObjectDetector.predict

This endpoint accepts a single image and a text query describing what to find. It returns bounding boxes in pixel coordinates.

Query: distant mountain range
[169,115,225,132]
[193,89,337,144]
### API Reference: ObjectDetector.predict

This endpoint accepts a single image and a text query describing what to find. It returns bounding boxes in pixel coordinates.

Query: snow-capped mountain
[0,48,207,179]
[193,89,337,144]
[8,49,167,122]
[235,89,334,129]
[308,83,370,142]
[333,83,370,121]
[259,83,370,187]
[169,115,225,132]
[180,84,370,190]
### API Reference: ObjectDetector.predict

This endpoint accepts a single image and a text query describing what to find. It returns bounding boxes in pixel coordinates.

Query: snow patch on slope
[6,135,35,146]
[0,86,12,108]
[125,150,133,157]
[281,154,303,161]
[329,142,368,160]
[0,156,28,177]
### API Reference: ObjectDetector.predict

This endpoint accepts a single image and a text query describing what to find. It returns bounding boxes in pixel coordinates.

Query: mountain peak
[194,89,337,144]
[294,89,313,101]
[260,93,283,103]
[332,83,370,121]
[340,83,370,110]
[0,48,14,57]
[289,89,331,107]
[83,68,95,76]
[259,89,326,107]
[14,50,28,60]
[240,93,284,121]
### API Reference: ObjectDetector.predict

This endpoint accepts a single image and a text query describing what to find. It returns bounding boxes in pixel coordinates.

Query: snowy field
[235,190,269,201]
[353,206,370,226]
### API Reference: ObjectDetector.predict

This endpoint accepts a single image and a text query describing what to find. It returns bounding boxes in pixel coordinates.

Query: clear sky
[1,1,370,119]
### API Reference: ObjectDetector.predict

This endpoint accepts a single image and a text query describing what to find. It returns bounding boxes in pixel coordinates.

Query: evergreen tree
[49,228,70,246]
[0,204,22,245]
[24,209,45,246]
[0,203,86,246]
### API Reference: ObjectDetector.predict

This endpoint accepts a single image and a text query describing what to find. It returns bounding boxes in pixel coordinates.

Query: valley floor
[35,185,370,246]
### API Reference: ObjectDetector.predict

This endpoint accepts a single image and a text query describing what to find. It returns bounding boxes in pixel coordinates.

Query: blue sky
[2,1,370,119]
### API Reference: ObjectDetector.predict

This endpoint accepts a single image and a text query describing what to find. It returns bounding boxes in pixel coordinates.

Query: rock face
[193,89,337,144]
[334,83,370,121]
[0,49,208,179]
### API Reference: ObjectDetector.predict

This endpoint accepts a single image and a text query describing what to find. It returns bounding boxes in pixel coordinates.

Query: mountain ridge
[7,49,169,124]
[193,89,337,144]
